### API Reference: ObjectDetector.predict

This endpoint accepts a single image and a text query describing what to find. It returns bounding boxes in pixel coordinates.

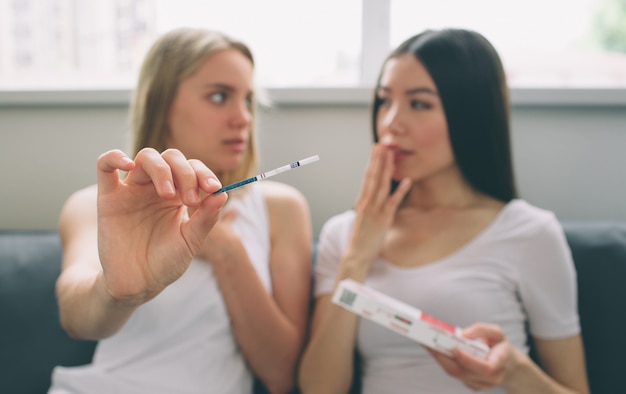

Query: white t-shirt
[49,182,271,394]
[315,199,580,394]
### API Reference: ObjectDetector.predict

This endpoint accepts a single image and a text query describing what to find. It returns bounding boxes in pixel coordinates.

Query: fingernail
[207,178,222,188]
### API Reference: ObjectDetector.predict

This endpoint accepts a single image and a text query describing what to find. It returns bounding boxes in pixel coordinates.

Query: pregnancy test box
[332,279,489,360]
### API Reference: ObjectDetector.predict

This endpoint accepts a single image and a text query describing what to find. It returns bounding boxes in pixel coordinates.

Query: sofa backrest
[0,231,97,394]
[0,222,625,393]
[561,222,626,394]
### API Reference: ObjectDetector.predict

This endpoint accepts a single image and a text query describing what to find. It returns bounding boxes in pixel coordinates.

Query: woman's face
[376,53,455,182]
[167,48,253,176]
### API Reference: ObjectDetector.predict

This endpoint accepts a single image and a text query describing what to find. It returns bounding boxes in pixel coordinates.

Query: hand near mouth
[340,143,411,281]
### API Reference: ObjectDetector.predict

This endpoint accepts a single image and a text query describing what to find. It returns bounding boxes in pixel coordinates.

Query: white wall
[1,100,625,235]
[512,106,626,223]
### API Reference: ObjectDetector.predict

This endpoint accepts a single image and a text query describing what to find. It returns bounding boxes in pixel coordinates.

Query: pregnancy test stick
[212,155,320,195]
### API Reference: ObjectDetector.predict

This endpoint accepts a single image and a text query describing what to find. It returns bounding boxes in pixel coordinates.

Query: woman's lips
[387,146,412,163]
[223,139,247,153]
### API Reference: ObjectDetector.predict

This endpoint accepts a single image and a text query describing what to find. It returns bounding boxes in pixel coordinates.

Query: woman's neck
[401,167,492,212]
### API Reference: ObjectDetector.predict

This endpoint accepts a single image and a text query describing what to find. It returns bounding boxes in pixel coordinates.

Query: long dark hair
[372,28,517,202]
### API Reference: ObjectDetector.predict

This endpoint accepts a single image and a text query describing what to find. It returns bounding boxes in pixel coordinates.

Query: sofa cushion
[562,222,626,394]
[0,231,97,394]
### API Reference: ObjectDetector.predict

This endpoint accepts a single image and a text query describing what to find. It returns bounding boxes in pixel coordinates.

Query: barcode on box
[339,288,357,307]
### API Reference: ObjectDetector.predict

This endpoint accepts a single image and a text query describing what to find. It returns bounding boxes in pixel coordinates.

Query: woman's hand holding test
[96,148,228,306]
[57,148,227,339]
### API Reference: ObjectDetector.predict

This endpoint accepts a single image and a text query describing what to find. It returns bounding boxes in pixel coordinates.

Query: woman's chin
[206,157,243,174]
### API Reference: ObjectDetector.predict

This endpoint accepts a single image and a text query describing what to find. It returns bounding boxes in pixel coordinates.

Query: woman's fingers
[374,146,395,203]
[429,347,499,390]
[358,144,395,210]
[161,149,202,206]
[99,147,228,249]
[357,144,382,206]
[125,147,176,198]
[385,177,411,214]
[188,158,223,195]
[96,149,135,193]
[125,148,220,205]
[462,323,504,347]
[426,323,514,391]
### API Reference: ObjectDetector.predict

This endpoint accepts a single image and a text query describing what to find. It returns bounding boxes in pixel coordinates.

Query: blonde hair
[130,27,259,187]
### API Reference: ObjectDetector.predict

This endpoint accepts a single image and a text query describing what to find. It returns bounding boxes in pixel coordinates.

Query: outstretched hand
[96,148,228,306]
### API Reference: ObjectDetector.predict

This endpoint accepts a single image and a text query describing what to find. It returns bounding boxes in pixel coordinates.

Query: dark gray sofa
[1,223,626,394]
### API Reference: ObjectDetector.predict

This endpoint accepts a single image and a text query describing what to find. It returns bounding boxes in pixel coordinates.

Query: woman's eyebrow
[201,83,235,91]
[405,87,438,96]
[376,86,438,96]
[200,83,253,98]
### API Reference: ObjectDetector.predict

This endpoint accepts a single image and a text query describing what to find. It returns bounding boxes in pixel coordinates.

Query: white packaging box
[332,279,489,360]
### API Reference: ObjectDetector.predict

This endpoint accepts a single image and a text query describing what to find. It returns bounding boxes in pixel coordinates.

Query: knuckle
[161,148,184,160]
[137,147,157,157]
[187,158,204,169]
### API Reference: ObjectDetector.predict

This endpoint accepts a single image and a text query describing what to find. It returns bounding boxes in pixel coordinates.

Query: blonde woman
[50,28,312,394]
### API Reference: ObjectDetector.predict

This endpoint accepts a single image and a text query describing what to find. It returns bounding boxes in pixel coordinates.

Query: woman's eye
[245,96,253,108]
[377,96,389,106]
[411,100,430,109]
[208,92,226,104]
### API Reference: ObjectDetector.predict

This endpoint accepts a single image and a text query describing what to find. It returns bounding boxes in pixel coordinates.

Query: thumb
[183,192,228,252]
[462,323,504,347]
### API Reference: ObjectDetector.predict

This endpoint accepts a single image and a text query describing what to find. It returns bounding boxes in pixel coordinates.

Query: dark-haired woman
[299,29,589,394]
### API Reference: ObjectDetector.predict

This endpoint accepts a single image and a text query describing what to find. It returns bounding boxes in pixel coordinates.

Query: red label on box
[420,312,455,333]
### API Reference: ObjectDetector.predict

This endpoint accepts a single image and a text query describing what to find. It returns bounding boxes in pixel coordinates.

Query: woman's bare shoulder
[261,180,308,207]
[261,181,311,235]
[59,184,98,231]
[64,184,97,209]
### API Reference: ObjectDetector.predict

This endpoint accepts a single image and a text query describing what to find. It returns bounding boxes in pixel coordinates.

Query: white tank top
[49,183,271,394]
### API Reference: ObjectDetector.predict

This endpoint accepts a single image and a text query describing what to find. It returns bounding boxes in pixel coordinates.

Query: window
[0,0,361,89]
[155,0,362,87]
[0,0,624,90]
[390,0,626,88]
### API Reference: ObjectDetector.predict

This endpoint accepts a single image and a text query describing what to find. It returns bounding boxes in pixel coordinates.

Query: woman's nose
[230,101,252,127]
[382,104,406,135]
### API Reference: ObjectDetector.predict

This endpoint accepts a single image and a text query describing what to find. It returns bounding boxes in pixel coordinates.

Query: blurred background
[1,0,625,234]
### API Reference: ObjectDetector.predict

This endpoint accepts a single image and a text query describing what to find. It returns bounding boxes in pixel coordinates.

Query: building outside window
[0,0,624,90]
